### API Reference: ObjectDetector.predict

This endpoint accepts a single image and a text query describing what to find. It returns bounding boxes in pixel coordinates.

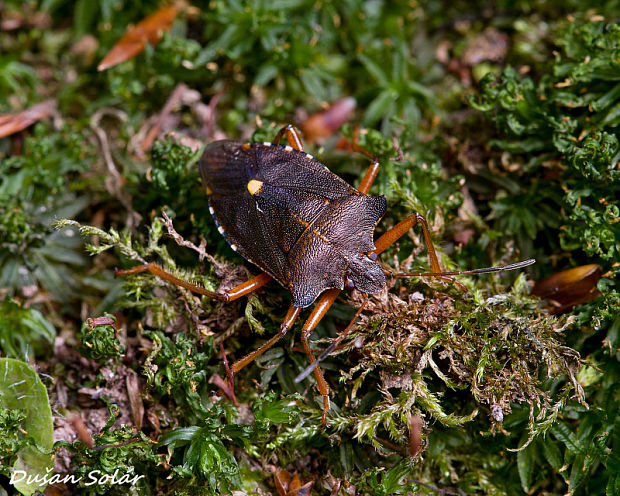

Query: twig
[90,108,142,229]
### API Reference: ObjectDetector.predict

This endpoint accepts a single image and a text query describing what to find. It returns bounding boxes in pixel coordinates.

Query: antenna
[294,259,536,384]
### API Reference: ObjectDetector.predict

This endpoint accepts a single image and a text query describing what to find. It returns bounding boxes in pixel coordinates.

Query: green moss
[80,314,125,362]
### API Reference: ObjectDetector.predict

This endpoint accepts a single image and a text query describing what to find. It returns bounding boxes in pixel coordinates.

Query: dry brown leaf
[126,369,144,431]
[0,99,57,138]
[97,5,179,71]
[274,469,293,496]
[301,97,356,144]
[274,469,314,496]
[532,264,603,314]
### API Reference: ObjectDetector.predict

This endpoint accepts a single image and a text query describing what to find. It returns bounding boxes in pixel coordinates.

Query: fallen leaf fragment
[532,264,603,314]
[126,369,144,431]
[0,99,57,138]
[408,414,423,458]
[301,97,356,143]
[87,315,116,328]
[97,5,179,71]
[68,412,94,449]
[274,469,314,496]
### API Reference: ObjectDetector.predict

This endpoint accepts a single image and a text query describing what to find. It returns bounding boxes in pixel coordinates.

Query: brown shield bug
[117,125,535,424]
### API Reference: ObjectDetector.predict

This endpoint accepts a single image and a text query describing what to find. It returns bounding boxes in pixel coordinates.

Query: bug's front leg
[299,288,341,425]
[351,126,380,195]
[222,306,299,411]
[372,213,466,290]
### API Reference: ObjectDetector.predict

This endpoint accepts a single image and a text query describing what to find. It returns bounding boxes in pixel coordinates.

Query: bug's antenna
[384,259,536,279]
[295,296,368,384]
[295,260,536,384]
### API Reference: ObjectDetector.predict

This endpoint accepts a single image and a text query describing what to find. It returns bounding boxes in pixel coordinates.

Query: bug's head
[345,251,385,295]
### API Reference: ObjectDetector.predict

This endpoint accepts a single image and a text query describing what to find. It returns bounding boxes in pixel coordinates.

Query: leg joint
[216,291,231,302]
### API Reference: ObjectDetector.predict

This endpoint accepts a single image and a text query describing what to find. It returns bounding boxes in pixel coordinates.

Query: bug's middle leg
[226,305,300,391]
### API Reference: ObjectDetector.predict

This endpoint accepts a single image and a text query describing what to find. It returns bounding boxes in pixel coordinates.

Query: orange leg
[273,124,305,152]
[297,288,340,425]
[115,264,273,301]
[295,296,368,384]
[218,342,238,405]
[373,213,466,290]
[345,127,459,288]
[224,306,300,396]
[230,306,300,374]
[116,263,297,397]
[352,126,380,195]
[273,124,380,194]
[358,160,380,195]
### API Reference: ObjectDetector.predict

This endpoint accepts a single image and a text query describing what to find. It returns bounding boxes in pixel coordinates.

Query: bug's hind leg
[115,264,273,300]
[351,126,380,195]
[373,213,467,291]
[273,124,305,152]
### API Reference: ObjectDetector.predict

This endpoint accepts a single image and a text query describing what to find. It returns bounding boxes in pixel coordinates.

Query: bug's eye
[345,279,355,290]
[367,252,378,261]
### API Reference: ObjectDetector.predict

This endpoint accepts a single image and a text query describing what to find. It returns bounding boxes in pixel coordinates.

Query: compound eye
[345,278,355,291]
[367,251,378,261]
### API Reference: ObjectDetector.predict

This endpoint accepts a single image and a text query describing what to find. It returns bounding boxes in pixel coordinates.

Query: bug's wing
[199,141,292,285]
[254,145,356,200]
[199,141,256,196]
[320,195,387,253]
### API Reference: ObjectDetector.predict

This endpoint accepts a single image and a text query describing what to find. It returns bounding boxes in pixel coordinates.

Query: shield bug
[117,125,534,424]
